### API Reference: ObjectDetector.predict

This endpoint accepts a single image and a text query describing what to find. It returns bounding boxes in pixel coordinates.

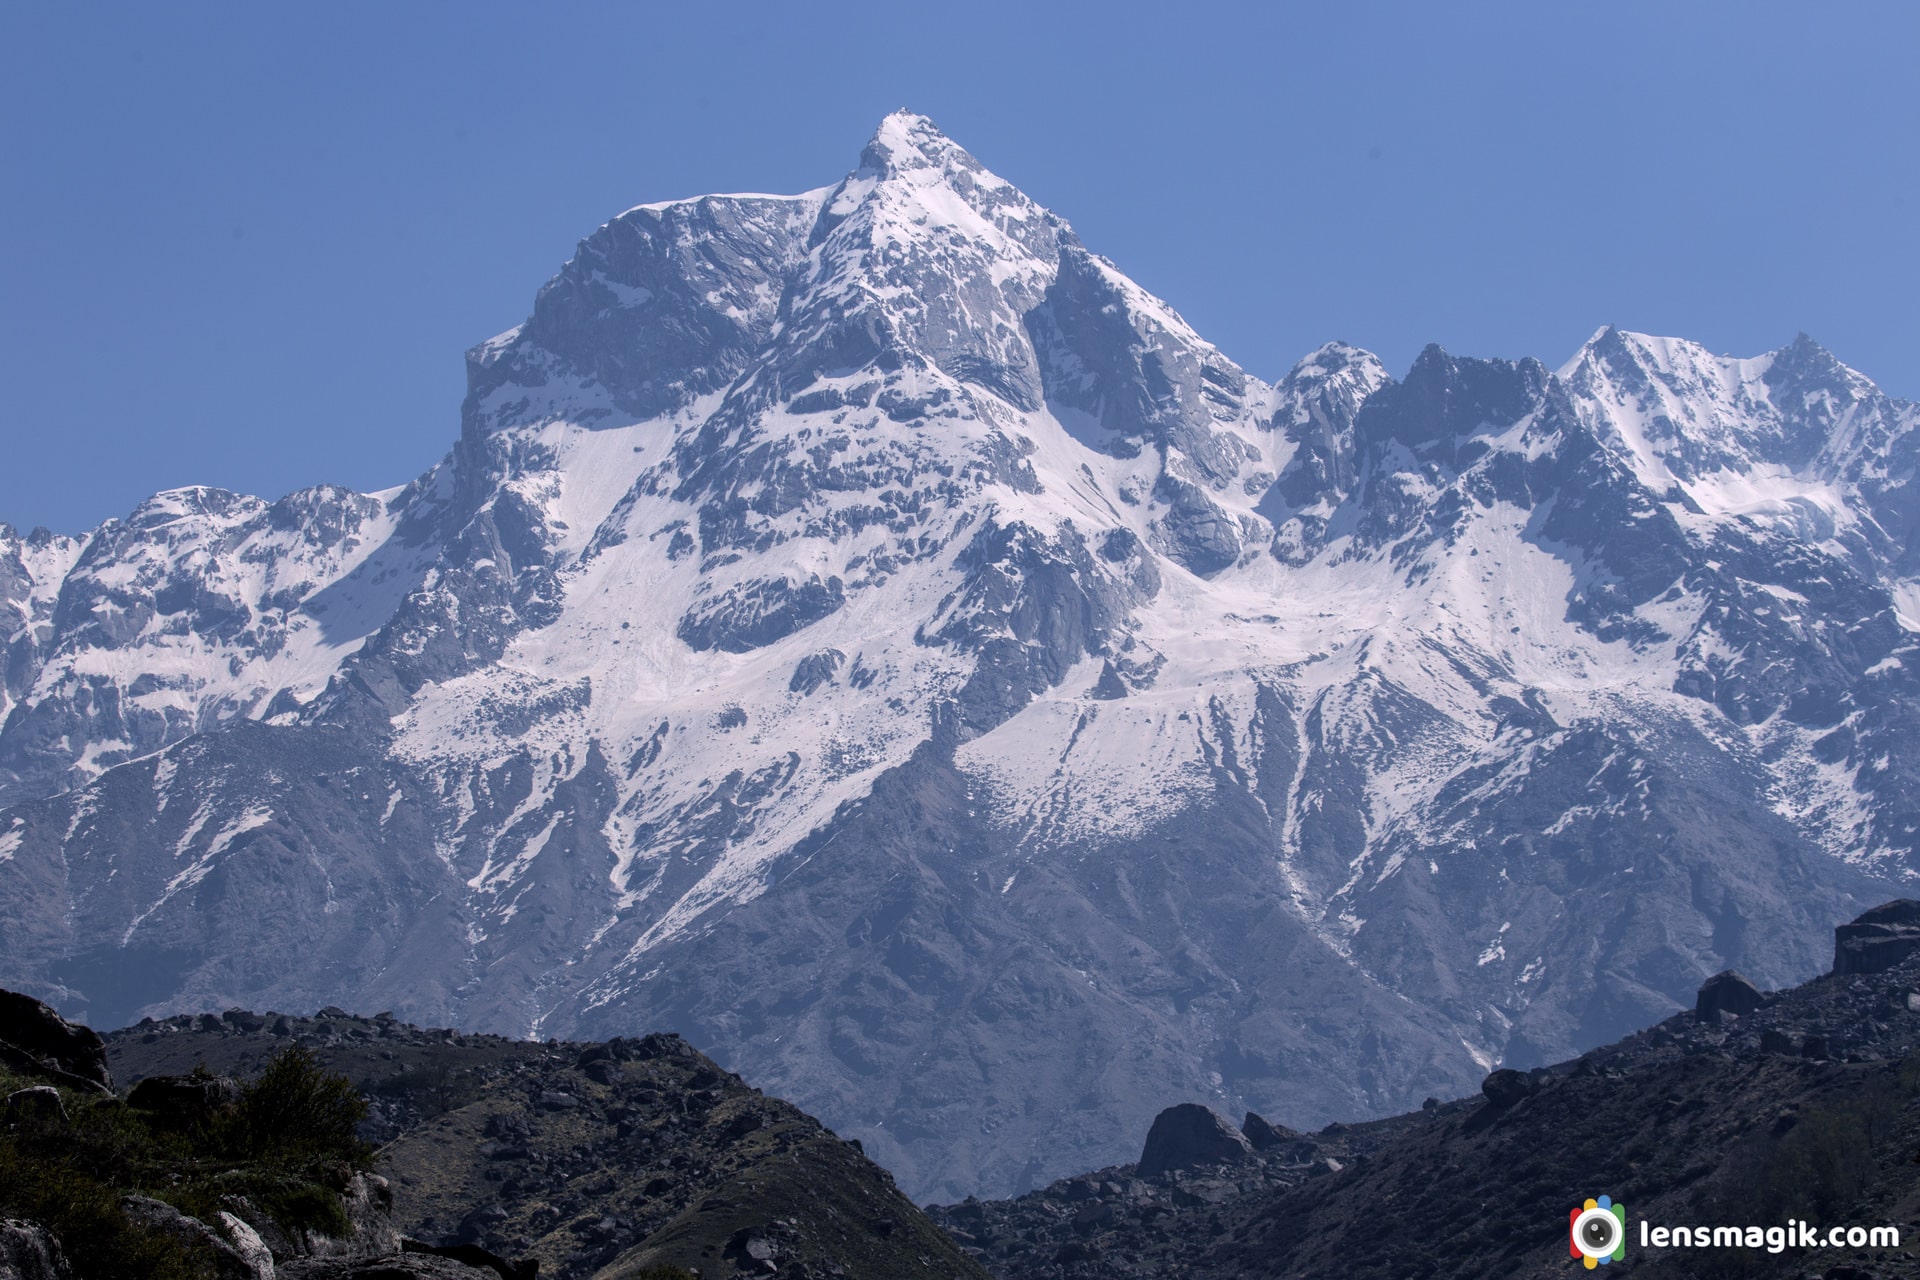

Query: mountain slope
[98,1004,990,1280]
[1,111,1915,1200]
[927,901,1920,1280]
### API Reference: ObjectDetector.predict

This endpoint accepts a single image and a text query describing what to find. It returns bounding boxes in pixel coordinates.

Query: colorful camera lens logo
[1569,1196,1626,1268]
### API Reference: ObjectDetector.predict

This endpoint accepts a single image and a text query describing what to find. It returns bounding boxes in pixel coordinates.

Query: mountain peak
[857,110,981,182]
[1286,341,1385,380]
[1555,326,1889,483]
[1765,330,1850,386]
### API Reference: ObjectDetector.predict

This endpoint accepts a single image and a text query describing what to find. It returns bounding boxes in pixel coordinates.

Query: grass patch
[0,1046,375,1275]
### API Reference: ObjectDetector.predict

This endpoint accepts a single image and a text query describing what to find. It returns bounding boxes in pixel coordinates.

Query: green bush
[0,1123,202,1280]
[224,1044,372,1165]
[0,1047,376,1274]
[160,1167,350,1240]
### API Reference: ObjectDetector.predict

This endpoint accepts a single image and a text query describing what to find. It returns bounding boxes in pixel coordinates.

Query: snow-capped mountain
[1,112,1912,1200]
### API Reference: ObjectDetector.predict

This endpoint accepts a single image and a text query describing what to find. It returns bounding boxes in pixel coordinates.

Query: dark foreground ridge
[928,901,1920,1279]
[1,996,989,1280]
[11,902,1920,1279]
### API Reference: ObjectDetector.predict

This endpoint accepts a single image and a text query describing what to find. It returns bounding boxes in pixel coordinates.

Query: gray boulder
[0,1220,71,1280]
[1240,1111,1288,1150]
[119,1196,269,1280]
[1241,1111,1317,1161]
[298,1174,401,1262]
[1137,1104,1252,1177]
[221,1197,298,1262]
[1695,969,1763,1020]
[1480,1069,1535,1108]
[0,989,112,1093]
[1834,900,1920,975]
[217,1213,277,1280]
[2,1087,65,1124]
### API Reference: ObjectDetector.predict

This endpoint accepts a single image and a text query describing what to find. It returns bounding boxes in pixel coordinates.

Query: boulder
[1136,1104,1252,1177]
[0,1219,72,1280]
[217,1214,277,1280]
[1695,970,1763,1021]
[299,1174,401,1262]
[1480,1069,1535,1109]
[119,1195,269,1280]
[222,1197,298,1263]
[0,989,112,1094]
[399,1240,536,1280]
[1240,1111,1285,1149]
[127,1074,240,1131]
[1833,900,1920,976]
[1070,1203,1116,1235]
[1242,1111,1317,1161]
[3,1087,67,1124]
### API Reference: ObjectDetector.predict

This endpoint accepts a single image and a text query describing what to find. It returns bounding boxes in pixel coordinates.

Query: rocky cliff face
[1,111,1916,1201]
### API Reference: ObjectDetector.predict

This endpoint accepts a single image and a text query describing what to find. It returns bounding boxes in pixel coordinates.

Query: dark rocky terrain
[103,1010,987,1280]
[14,903,1920,1278]
[3,990,987,1279]
[927,901,1920,1279]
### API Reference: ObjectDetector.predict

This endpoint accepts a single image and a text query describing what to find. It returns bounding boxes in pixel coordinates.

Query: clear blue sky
[3,2,1915,533]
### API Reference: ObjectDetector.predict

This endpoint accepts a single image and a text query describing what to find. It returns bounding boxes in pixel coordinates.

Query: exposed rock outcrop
[1478,1068,1535,1108]
[2,1087,65,1124]
[0,1220,71,1280]
[120,1195,271,1280]
[1241,1112,1316,1162]
[0,991,112,1093]
[1693,969,1763,1020]
[1833,898,1920,975]
[297,1174,402,1263]
[1136,1104,1252,1177]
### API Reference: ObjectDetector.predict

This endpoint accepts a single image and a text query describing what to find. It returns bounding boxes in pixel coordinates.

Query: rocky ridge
[926,901,1920,1279]
[102,1007,987,1280]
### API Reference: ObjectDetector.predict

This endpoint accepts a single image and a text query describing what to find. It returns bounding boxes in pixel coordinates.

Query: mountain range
[2,110,1914,1201]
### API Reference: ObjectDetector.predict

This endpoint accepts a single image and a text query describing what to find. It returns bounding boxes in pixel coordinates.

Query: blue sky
[3,2,1915,533]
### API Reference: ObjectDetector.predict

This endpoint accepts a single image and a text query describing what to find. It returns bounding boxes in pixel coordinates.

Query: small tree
[231,1046,370,1165]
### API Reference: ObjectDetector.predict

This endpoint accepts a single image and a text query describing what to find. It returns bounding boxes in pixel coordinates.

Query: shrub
[0,1121,202,1280]
[225,1045,371,1165]
[0,1049,377,1274]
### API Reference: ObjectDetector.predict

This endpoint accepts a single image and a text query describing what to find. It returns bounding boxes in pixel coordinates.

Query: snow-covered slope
[1,112,1913,1200]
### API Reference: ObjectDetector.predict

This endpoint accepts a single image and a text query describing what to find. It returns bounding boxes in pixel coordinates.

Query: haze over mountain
[1,112,1913,1201]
